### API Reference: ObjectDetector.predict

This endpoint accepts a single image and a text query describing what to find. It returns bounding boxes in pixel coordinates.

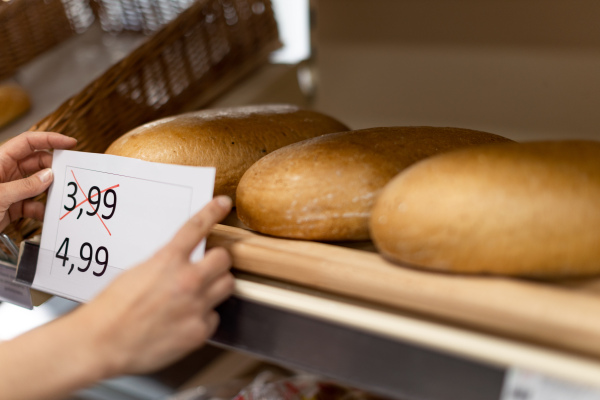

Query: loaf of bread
[105,104,349,200]
[236,126,512,241]
[370,140,600,278]
[0,83,31,128]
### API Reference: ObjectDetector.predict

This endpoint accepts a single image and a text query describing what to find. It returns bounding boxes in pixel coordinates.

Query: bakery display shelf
[203,222,600,400]
[210,274,600,400]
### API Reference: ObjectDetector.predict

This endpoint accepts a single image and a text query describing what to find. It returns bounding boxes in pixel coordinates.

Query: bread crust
[370,140,600,277]
[0,84,31,128]
[236,126,512,241]
[105,104,349,200]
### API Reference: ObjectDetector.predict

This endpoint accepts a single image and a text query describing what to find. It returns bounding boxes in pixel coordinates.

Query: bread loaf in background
[370,140,600,278]
[105,104,349,200]
[236,126,512,241]
[0,84,31,128]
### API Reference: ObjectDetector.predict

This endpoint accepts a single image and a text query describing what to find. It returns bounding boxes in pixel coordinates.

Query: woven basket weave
[92,0,197,33]
[31,0,280,153]
[6,0,280,242]
[0,0,94,81]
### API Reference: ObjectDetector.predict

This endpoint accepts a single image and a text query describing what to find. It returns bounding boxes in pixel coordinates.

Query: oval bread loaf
[370,140,600,278]
[105,104,349,200]
[236,126,512,241]
[0,84,31,128]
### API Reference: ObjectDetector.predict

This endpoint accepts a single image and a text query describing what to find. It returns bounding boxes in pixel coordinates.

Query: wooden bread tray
[207,223,600,361]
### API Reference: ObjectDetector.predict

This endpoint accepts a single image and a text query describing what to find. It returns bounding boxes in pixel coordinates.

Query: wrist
[59,306,120,384]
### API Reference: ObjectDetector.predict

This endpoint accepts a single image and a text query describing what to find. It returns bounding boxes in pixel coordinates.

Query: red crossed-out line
[59,184,120,220]
[59,170,119,236]
[59,184,119,221]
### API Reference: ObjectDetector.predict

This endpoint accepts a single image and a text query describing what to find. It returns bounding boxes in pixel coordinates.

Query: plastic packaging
[169,371,377,400]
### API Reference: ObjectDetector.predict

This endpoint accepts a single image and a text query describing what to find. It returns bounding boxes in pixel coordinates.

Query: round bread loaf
[0,83,31,128]
[370,140,600,278]
[105,104,349,200]
[236,126,512,241]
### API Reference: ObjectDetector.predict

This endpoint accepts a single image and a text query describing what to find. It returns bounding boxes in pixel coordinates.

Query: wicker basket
[6,0,280,242]
[92,0,197,33]
[32,0,280,151]
[0,0,95,81]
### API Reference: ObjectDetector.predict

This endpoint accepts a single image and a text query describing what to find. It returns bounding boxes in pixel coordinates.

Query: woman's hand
[0,196,235,400]
[0,131,77,231]
[73,195,235,376]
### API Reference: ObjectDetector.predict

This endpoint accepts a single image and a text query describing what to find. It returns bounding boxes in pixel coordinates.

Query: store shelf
[206,223,600,359]
[211,274,600,400]
[197,220,600,400]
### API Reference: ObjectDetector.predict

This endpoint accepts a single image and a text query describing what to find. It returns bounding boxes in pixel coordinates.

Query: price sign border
[33,150,215,303]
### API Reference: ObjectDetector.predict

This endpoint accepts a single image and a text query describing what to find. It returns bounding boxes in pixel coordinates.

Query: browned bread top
[236,126,513,241]
[370,140,600,277]
[105,104,350,199]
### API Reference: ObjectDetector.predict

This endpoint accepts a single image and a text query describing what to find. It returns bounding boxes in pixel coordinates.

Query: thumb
[2,168,53,206]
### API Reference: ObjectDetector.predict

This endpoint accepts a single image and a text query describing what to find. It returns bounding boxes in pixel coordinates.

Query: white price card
[501,368,600,400]
[34,150,215,303]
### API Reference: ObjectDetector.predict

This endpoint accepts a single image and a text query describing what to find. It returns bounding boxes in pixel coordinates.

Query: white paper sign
[34,150,215,302]
[501,368,600,400]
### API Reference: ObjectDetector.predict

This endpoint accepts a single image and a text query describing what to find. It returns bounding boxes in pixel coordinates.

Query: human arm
[0,195,234,400]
